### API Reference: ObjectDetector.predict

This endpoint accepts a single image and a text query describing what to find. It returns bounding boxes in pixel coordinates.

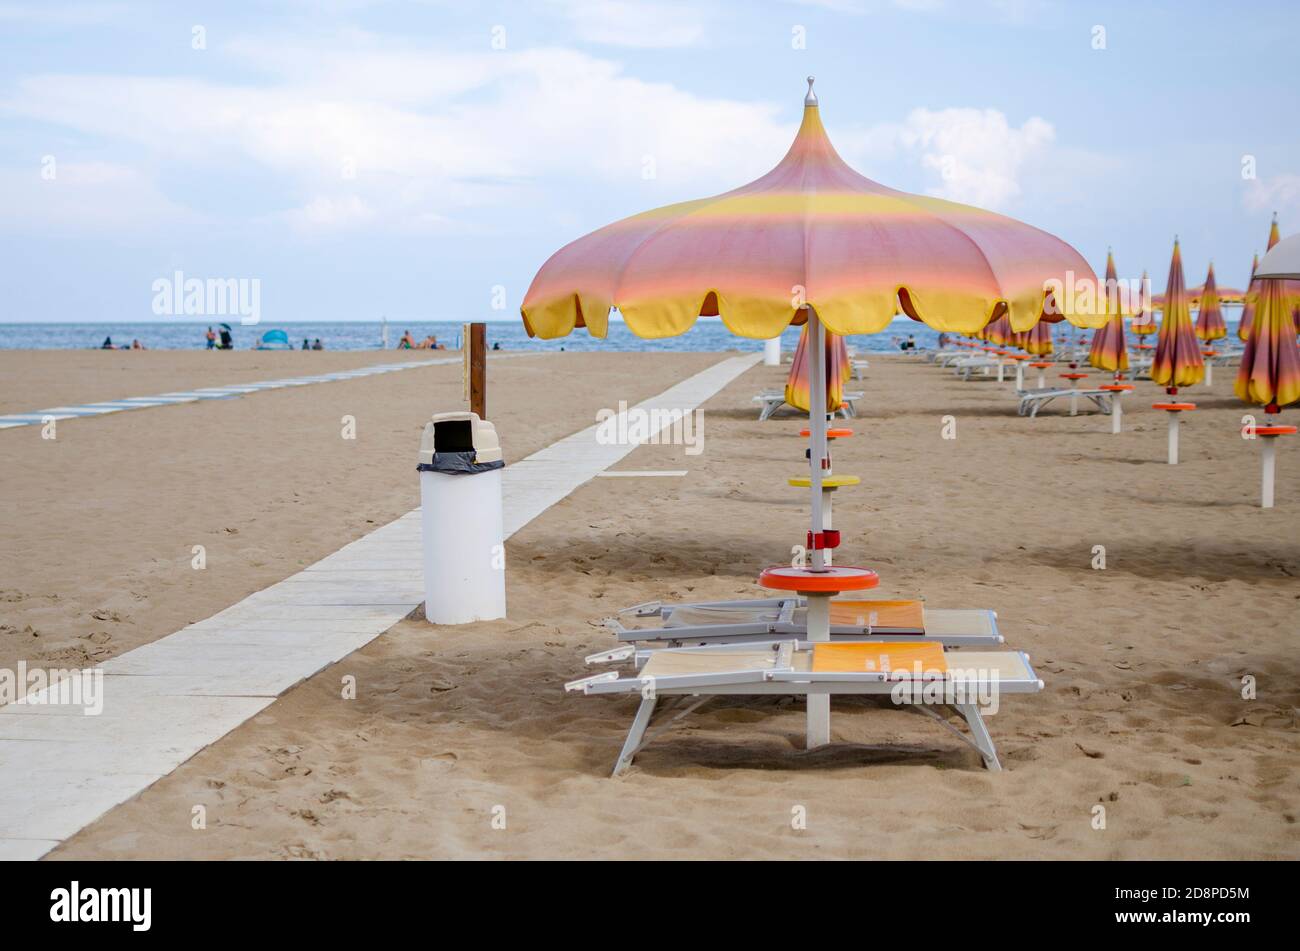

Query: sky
[1,0,1298,324]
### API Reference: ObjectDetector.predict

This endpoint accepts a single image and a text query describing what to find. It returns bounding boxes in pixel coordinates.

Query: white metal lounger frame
[566,639,1043,775]
[752,391,863,422]
[1017,388,1114,418]
[604,598,1004,648]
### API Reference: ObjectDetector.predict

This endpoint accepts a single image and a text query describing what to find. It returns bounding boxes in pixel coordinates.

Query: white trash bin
[418,411,506,624]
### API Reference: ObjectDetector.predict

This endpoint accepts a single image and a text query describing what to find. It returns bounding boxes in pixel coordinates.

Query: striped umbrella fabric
[1235,279,1300,410]
[1130,269,1156,335]
[1024,318,1054,355]
[521,83,1107,341]
[1151,239,1205,391]
[1089,250,1129,374]
[1194,262,1227,341]
[785,324,850,412]
[984,313,1015,346]
[1237,253,1261,342]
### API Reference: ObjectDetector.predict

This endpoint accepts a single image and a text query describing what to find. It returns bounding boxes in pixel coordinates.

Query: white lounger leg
[955,703,1002,771]
[613,695,658,776]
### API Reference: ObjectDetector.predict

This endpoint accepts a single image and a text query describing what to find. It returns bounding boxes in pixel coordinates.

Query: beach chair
[1016,387,1113,417]
[605,597,1003,648]
[566,640,1043,775]
[752,389,862,421]
[951,356,1000,380]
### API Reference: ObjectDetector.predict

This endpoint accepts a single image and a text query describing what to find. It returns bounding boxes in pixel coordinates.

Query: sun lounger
[951,356,1001,380]
[752,389,862,421]
[851,359,869,380]
[566,639,1042,775]
[604,597,1003,648]
[1017,387,1113,417]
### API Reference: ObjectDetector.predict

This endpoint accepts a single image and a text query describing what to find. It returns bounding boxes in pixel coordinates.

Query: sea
[0,319,1189,354]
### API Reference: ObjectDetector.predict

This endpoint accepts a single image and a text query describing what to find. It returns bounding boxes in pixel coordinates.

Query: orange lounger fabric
[811,641,947,676]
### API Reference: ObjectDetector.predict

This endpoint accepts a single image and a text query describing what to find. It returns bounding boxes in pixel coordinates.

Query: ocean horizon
[0,319,1230,354]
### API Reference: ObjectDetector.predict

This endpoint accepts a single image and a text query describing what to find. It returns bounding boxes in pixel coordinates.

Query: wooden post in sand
[468,322,487,419]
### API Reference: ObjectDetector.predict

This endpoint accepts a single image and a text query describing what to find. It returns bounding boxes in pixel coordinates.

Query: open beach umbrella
[522,77,1105,587]
[1194,262,1227,341]
[1150,239,1204,393]
[785,324,850,412]
[1088,250,1130,375]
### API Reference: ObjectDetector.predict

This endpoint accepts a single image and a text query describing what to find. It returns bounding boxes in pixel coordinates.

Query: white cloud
[1243,174,1300,219]
[0,39,791,234]
[895,107,1055,209]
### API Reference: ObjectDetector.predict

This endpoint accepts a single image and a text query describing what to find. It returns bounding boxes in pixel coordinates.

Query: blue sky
[2,0,1297,323]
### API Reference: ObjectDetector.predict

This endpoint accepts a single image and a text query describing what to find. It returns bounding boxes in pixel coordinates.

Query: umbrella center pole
[807,307,829,573]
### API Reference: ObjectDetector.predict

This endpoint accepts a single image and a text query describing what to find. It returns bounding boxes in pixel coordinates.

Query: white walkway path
[0,352,760,859]
[0,356,459,429]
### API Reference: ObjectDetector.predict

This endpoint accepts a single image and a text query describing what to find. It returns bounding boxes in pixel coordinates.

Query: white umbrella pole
[806,307,831,749]
[1015,362,1024,390]
[1167,413,1180,465]
[1205,361,1213,386]
[764,336,782,366]
[1262,437,1277,508]
[1037,365,1046,389]
[1111,393,1123,434]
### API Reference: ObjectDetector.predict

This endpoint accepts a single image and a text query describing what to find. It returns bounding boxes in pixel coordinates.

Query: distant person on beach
[100,336,116,350]
[302,338,310,350]
[312,338,324,350]
[131,339,146,350]
[219,327,233,349]
[205,326,217,349]
[937,332,949,349]
[492,341,501,350]
[899,334,916,351]
[398,330,415,349]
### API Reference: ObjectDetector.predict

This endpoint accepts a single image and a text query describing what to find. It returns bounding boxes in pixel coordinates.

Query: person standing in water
[205,326,217,349]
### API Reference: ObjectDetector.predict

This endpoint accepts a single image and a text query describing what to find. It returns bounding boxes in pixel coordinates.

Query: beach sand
[4,349,1297,859]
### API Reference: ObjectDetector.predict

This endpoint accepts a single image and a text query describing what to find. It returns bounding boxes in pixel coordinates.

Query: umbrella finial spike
[805,76,817,106]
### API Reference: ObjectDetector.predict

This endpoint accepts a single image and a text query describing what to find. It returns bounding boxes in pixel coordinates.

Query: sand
[4,349,1297,860]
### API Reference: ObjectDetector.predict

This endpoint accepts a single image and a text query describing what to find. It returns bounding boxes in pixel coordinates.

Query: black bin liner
[417,450,504,475]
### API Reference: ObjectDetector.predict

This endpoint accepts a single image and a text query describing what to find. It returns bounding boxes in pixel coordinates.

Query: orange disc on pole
[799,427,852,438]
[1255,425,1297,436]
[1153,402,1196,412]
[758,565,879,593]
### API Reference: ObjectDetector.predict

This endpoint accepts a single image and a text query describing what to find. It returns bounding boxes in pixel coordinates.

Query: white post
[1205,360,1213,386]
[1111,393,1123,435]
[996,359,1005,383]
[1167,412,1180,465]
[805,307,830,749]
[1261,438,1277,508]
[805,594,831,749]
[1069,388,1079,416]
[1036,366,1046,389]
[764,336,782,366]
[1015,362,1024,390]
[808,309,827,573]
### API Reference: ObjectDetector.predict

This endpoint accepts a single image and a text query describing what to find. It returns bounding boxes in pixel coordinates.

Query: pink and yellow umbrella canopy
[1088,250,1129,374]
[1237,253,1261,342]
[1023,318,1054,355]
[1236,279,1300,410]
[1151,240,1205,391]
[1194,262,1227,341]
[521,81,1105,341]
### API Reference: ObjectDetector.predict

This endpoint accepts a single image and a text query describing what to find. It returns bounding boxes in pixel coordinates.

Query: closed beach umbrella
[785,324,850,412]
[522,78,1104,650]
[1237,233,1300,410]
[1237,253,1261,342]
[1130,269,1156,336]
[1088,249,1130,375]
[984,313,1015,347]
[1151,239,1204,393]
[1023,318,1054,356]
[1235,232,1300,506]
[1194,262,1227,341]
